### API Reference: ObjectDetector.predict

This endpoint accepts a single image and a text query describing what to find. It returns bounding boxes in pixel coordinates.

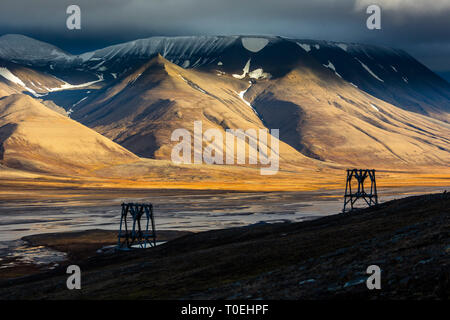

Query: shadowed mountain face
[248,64,450,167]
[0,34,448,175]
[84,36,450,123]
[298,41,450,122]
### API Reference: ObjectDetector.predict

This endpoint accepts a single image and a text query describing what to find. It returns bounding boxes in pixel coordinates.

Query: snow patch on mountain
[370,104,379,112]
[337,43,348,51]
[0,67,43,97]
[179,75,207,94]
[323,61,336,72]
[236,84,259,116]
[92,60,105,70]
[355,58,384,82]
[233,59,251,79]
[297,43,311,52]
[48,74,104,92]
[241,38,269,53]
[248,68,271,80]
[0,67,25,86]
[322,61,342,78]
[182,60,190,68]
[72,96,88,107]
[129,73,142,85]
[232,59,271,80]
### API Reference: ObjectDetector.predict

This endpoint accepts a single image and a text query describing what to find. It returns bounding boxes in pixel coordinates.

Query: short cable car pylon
[117,203,156,250]
[343,169,378,213]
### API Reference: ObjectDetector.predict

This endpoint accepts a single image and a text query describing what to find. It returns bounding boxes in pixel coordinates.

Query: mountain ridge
[0,34,447,122]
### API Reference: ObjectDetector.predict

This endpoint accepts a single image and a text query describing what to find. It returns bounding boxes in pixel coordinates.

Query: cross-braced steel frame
[117,203,156,250]
[343,169,378,213]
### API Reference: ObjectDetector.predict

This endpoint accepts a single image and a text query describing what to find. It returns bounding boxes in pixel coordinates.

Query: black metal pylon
[117,203,156,250]
[343,169,378,213]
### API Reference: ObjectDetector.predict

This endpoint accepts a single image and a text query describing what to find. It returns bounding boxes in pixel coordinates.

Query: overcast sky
[0,0,449,71]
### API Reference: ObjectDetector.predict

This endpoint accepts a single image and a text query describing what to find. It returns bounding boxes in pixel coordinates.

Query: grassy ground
[1,165,449,193]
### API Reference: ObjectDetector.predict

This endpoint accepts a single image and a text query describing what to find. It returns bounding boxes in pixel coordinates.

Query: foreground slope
[1,192,448,299]
[0,94,138,174]
[1,34,448,122]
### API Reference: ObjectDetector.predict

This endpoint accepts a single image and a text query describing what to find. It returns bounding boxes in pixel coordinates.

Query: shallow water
[0,186,446,242]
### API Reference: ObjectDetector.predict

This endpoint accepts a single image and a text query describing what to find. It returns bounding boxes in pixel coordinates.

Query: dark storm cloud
[0,0,449,71]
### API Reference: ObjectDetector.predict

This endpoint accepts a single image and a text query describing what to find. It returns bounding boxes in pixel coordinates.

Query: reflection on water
[0,190,345,242]
[0,240,66,270]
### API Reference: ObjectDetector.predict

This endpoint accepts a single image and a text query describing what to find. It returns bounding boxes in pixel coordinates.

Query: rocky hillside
[1,192,448,299]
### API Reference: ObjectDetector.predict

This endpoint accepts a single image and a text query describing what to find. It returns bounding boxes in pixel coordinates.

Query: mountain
[0,34,103,86]
[1,34,448,122]
[72,54,311,166]
[248,60,450,167]
[0,58,68,97]
[71,53,450,169]
[69,35,450,123]
[0,54,106,119]
[0,94,138,174]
